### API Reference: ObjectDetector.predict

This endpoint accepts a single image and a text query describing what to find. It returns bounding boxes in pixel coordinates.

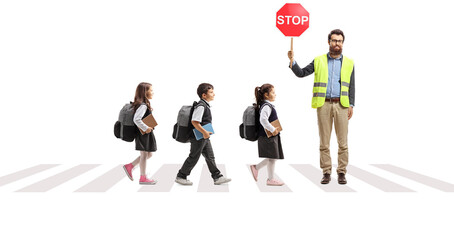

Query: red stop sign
[276,3,310,37]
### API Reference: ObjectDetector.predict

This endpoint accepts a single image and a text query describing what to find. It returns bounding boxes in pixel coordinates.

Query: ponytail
[254,84,274,109]
[254,87,264,109]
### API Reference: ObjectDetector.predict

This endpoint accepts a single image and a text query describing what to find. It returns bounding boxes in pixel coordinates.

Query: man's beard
[329,45,342,55]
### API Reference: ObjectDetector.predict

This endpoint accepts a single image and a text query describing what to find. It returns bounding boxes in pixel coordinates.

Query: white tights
[256,158,276,179]
[130,151,152,176]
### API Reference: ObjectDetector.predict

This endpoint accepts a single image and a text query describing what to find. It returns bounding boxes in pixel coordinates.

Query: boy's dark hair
[197,83,214,98]
[328,29,345,42]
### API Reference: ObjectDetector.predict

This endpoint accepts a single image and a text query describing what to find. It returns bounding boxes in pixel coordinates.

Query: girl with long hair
[123,82,157,185]
[250,84,285,186]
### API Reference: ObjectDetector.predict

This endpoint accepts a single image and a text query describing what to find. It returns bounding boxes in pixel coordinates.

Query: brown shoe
[321,173,331,184]
[338,173,347,184]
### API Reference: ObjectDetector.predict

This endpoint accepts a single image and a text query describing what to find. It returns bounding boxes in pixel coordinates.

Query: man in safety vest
[288,29,355,185]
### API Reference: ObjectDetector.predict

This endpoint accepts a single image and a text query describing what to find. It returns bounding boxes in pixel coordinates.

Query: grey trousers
[177,138,222,179]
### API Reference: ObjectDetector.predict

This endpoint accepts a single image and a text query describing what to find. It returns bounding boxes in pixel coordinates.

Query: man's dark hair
[328,29,345,42]
[197,83,214,98]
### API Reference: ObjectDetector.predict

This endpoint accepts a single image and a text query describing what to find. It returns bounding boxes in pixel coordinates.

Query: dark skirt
[135,130,157,152]
[258,135,284,159]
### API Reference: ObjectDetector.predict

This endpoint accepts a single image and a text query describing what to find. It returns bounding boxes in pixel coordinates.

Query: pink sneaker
[123,163,134,181]
[139,175,157,185]
[266,178,284,186]
[250,165,258,182]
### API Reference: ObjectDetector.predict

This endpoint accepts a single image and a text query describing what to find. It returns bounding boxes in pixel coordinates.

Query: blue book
[193,123,214,140]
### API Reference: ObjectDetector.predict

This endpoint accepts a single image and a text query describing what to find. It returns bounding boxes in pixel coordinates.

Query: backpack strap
[191,101,199,110]
[196,99,209,109]
[259,102,273,113]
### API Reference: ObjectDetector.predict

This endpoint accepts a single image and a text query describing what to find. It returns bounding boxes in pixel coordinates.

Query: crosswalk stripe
[74,165,125,192]
[138,164,181,192]
[372,164,454,192]
[16,164,99,192]
[348,165,415,192]
[197,164,229,192]
[290,164,356,192]
[0,164,59,187]
[1,163,453,193]
[246,165,292,192]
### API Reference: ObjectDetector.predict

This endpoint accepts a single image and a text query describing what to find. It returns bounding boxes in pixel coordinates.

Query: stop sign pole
[276,3,310,67]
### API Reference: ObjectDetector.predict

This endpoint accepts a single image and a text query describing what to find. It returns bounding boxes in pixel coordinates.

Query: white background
[1,0,454,239]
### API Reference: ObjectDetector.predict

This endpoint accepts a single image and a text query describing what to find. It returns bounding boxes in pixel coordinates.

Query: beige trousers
[317,102,349,175]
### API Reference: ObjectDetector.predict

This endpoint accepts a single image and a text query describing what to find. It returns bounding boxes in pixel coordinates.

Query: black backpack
[172,101,198,143]
[239,103,271,141]
[114,103,138,142]
[239,104,260,141]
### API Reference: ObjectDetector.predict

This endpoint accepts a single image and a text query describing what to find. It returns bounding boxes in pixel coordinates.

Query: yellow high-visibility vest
[312,54,354,108]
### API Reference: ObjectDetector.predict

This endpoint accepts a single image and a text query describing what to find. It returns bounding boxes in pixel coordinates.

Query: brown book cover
[139,113,158,135]
[265,119,282,138]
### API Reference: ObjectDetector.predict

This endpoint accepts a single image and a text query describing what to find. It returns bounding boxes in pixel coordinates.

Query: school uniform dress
[257,101,284,160]
[177,99,223,180]
[133,104,157,152]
